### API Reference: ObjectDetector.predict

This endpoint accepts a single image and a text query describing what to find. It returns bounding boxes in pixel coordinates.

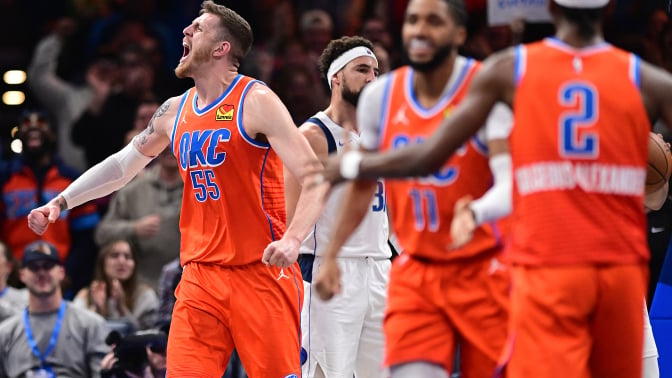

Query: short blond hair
[200,1,253,65]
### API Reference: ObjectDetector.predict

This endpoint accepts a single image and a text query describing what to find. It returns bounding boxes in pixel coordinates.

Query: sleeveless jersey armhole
[306,117,337,154]
[170,89,191,156]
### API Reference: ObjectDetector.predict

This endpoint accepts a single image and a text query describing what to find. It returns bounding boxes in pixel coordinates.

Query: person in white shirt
[286,36,391,378]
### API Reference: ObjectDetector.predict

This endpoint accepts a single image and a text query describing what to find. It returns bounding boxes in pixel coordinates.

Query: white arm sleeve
[469,103,514,224]
[60,143,154,209]
[358,75,390,151]
[470,154,512,225]
[485,102,514,140]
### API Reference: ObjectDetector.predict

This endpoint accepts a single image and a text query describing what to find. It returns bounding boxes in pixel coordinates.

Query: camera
[102,328,168,377]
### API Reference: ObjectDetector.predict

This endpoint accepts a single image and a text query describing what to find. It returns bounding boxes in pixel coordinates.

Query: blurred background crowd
[0,0,671,377]
[1,0,671,165]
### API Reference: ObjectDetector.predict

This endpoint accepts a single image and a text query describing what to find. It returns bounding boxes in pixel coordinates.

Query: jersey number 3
[558,82,599,158]
[372,181,386,212]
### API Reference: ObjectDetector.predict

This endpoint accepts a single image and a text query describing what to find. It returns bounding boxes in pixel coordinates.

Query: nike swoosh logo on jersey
[651,227,665,234]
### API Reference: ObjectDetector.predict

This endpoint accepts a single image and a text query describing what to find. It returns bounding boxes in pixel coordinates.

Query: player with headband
[286,36,390,378]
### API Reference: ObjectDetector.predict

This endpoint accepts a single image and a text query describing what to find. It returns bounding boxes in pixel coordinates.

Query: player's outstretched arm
[27,97,177,235]
[317,51,515,185]
[242,84,329,268]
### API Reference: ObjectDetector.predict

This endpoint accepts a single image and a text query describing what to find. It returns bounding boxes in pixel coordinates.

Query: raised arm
[27,97,177,235]
[27,20,92,119]
[241,84,329,267]
[320,50,516,184]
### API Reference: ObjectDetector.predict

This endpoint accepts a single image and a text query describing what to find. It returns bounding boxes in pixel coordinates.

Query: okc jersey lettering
[178,128,231,170]
[392,134,466,186]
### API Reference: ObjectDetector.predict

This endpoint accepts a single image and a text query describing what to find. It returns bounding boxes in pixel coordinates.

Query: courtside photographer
[100,327,167,378]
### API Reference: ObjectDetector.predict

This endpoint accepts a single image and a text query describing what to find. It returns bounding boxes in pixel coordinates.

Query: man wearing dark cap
[0,241,109,378]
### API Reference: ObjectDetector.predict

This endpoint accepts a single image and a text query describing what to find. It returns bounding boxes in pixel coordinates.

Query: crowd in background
[0,0,671,376]
[1,0,671,159]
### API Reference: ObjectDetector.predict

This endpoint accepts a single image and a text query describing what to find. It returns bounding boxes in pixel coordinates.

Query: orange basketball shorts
[384,250,509,376]
[498,263,647,378]
[166,261,303,378]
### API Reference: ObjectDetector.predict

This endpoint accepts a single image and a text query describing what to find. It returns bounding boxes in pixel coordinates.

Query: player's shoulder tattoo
[148,99,172,134]
[136,98,172,146]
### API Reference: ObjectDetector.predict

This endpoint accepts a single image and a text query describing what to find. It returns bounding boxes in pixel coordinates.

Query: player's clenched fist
[313,257,341,301]
[27,196,65,235]
[262,235,301,268]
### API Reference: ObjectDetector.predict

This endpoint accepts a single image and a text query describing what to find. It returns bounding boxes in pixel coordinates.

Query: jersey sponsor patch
[443,104,454,118]
[216,104,234,121]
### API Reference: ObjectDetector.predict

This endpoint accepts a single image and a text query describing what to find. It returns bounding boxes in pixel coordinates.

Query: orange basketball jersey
[171,75,286,266]
[379,62,504,262]
[509,39,650,265]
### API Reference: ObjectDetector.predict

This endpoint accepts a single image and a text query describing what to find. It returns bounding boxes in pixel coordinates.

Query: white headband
[327,46,378,90]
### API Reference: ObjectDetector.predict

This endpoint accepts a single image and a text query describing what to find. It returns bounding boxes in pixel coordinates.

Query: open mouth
[407,38,433,56]
[181,43,191,62]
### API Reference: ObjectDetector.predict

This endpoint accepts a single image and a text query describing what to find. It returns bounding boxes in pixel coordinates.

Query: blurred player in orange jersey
[313,0,672,377]
[448,140,665,378]
[26,1,328,377]
[312,1,512,377]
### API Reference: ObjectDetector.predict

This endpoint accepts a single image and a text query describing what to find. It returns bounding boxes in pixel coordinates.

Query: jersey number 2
[558,82,599,158]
